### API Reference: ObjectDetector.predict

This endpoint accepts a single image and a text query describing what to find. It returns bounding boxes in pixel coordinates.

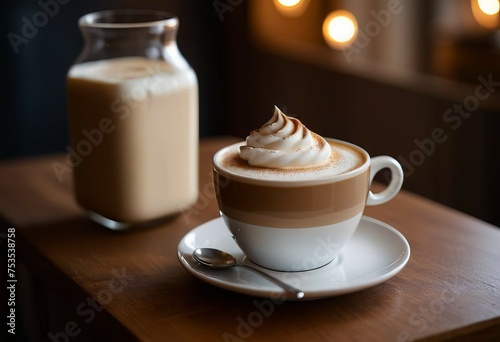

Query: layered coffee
[212,106,403,271]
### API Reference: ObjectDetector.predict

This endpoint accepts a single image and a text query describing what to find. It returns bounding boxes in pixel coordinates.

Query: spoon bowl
[193,248,237,268]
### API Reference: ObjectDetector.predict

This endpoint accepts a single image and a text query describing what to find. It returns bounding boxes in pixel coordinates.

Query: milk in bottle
[67,11,198,229]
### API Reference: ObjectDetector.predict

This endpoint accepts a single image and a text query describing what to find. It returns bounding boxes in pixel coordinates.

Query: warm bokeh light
[276,0,302,8]
[471,0,500,28]
[327,16,356,43]
[478,0,500,15]
[273,0,309,17]
[323,10,358,49]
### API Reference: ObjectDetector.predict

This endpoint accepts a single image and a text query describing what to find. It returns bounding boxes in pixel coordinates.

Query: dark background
[1,0,499,227]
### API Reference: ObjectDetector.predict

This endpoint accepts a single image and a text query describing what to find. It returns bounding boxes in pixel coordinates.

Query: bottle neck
[76,10,180,63]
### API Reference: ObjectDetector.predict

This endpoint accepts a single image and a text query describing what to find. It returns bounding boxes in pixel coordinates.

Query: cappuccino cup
[213,138,403,272]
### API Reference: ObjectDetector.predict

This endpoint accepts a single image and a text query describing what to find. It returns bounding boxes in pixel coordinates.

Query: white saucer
[177,216,410,300]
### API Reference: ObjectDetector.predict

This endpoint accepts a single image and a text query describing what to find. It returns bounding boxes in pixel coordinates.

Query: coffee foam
[216,139,368,183]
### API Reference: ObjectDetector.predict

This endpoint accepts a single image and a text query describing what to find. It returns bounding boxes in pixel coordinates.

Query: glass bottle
[67,10,198,229]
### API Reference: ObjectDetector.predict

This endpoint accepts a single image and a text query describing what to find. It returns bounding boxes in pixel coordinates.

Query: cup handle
[366,156,404,206]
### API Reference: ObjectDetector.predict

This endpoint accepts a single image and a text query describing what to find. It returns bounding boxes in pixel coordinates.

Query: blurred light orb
[328,16,355,42]
[471,0,499,28]
[478,0,500,15]
[323,10,358,49]
[276,0,302,7]
[273,0,309,17]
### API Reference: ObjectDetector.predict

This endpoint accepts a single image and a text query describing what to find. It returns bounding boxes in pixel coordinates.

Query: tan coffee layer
[214,168,370,228]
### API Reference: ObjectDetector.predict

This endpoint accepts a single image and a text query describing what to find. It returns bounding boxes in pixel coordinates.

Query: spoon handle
[240,265,304,299]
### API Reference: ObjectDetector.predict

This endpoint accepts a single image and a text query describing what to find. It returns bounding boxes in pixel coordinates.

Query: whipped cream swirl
[240,106,331,168]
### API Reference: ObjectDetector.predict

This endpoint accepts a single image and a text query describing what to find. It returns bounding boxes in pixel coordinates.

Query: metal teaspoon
[192,247,304,299]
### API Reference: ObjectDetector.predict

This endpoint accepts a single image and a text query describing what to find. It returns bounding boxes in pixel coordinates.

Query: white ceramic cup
[213,138,403,272]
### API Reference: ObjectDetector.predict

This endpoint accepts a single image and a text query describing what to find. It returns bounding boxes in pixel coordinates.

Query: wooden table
[1,137,499,341]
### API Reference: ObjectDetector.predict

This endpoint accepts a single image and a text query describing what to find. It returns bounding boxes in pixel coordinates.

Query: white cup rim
[213,138,371,187]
